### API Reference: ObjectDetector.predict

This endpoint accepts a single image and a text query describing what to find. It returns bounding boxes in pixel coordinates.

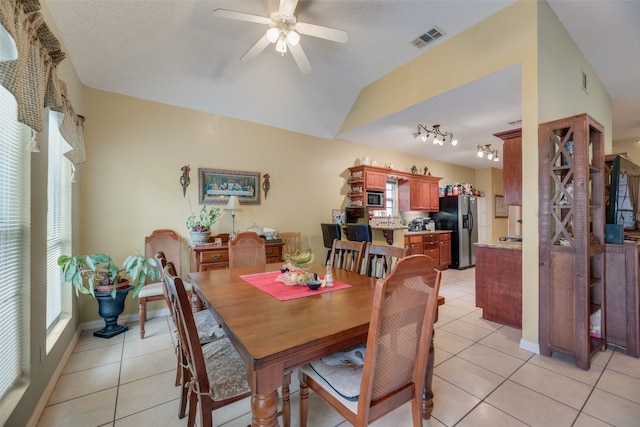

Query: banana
[286,250,314,268]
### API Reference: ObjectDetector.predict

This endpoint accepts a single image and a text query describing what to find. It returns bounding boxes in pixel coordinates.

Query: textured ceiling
[45,0,640,169]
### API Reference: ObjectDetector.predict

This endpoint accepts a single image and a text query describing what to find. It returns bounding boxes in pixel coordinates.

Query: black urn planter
[93,285,133,338]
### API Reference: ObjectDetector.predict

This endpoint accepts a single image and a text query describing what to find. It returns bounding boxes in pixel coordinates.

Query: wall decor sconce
[180,165,190,197]
[412,124,458,146]
[262,173,270,199]
[476,144,500,162]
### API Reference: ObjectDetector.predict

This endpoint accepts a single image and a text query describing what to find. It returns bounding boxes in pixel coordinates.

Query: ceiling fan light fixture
[266,27,280,43]
[286,30,300,46]
[276,37,287,54]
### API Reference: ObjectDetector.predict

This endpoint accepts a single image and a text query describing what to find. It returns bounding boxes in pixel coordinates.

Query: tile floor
[37,268,640,426]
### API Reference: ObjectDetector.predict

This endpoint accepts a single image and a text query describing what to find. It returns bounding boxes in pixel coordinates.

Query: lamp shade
[224,195,242,212]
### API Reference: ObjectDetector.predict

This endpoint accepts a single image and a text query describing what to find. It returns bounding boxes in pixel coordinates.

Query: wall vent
[581,69,589,94]
[412,27,444,48]
[508,120,522,126]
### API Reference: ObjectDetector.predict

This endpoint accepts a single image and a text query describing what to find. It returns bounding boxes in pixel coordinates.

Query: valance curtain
[0,0,85,164]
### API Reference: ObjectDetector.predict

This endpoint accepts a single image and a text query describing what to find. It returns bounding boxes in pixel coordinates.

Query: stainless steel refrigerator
[431,195,478,269]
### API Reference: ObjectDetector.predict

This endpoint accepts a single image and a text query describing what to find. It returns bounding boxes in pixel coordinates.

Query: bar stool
[346,224,372,243]
[320,223,341,263]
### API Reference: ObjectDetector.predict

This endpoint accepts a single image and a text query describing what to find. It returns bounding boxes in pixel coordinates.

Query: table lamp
[224,195,242,239]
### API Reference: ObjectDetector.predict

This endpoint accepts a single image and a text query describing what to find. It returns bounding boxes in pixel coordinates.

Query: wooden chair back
[145,229,182,278]
[279,231,302,255]
[228,231,266,268]
[162,267,252,427]
[361,244,407,278]
[329,239,366,273]
[357,254,441,424]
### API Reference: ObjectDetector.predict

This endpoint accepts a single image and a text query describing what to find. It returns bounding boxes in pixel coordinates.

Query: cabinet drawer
[200,262,228,271]
[423,248,439,259]
[423,234,438,243]
[423,242,438,251]
[199,250,229,263]
[265,245,282,260]
[439,233,451,241]
[408,235,422,244]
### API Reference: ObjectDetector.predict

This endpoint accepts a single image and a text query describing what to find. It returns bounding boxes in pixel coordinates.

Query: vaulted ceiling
[45,0,640,169]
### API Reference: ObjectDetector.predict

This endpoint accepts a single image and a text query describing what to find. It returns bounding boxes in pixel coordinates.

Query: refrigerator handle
[468,208,474,233]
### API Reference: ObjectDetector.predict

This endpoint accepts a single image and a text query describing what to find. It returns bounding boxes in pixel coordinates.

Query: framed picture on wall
[198,168,261,205]
[494,194,508,218]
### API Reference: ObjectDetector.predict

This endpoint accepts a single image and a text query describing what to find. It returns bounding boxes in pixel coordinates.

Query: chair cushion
[193,309,225,344]
[306,345,366,401]
[202,337,251,401]
[138,282,164,298]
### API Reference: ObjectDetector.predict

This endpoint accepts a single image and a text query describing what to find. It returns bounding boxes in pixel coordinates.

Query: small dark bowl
[306,280,322,291]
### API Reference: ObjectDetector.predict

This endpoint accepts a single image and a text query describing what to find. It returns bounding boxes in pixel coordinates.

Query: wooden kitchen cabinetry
[398,175,441,212]
[539,113,605,370]
[403,232,451,270]
[189,240,284,272]
[347,165,389,207]
[495,128,522,206]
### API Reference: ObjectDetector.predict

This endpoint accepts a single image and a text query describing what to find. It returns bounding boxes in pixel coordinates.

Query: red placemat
[240,271,351,301]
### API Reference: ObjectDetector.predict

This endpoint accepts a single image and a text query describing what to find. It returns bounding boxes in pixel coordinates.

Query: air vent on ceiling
[508,120,522,126]
[412,27,444,48]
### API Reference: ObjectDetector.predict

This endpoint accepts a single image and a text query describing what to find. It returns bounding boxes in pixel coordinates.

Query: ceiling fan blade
[213,8,271,25]
[279,0,299,17]
[288,42,312,74]
[295,21,348,43]
[240,35,271,63]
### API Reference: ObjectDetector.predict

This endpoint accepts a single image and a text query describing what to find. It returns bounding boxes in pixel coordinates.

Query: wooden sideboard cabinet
[189,240,284,272]
[605,243,640,357]
[403,232,451,270]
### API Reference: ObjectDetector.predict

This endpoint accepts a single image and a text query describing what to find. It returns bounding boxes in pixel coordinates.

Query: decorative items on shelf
[411,165,418,174]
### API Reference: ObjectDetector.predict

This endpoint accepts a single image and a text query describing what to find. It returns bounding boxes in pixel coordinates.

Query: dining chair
[279,231,302,255]
[321,223,342,263]
[329,239,366,273]
[361,243,407,278]
[298,254,442,427]
[228,231,266,268]
[139,229,182,338]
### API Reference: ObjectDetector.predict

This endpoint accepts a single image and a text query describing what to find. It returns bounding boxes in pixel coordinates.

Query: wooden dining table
[189,263,444,427]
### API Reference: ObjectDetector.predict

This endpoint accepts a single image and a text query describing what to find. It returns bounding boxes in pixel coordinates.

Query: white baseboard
[520,338,540,354]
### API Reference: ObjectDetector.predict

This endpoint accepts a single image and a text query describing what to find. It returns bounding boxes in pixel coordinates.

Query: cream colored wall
[79,88,475,321]
[491,168,508,240]
[612,138,640,161]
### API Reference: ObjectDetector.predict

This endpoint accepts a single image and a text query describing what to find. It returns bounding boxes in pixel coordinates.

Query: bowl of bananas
[283,249,315,270]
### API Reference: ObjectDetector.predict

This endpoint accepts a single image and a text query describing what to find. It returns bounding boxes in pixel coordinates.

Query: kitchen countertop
[369,225,408,231]
[475,241,522,250]
[404,230,452,235]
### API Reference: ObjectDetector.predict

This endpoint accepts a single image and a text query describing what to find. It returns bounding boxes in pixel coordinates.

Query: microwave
[366,191,384,208]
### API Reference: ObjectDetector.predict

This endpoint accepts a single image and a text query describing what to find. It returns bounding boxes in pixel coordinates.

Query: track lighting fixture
[477,144,500,162]
[412,124,457,146]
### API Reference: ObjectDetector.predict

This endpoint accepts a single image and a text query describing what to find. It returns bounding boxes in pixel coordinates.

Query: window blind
[46,111,72,329]
[0,86,31,397]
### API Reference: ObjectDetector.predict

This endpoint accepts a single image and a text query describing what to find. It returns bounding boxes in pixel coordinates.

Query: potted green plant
[58,253,161,338]
[186,205,221,244]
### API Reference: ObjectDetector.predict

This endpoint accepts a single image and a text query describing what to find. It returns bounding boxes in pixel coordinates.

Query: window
[384,180,397,217]
[46,111,72,329]
[0,86,31,397]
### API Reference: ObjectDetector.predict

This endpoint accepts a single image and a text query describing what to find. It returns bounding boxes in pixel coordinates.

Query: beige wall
[612,137,640,160]
[79,88,476,321]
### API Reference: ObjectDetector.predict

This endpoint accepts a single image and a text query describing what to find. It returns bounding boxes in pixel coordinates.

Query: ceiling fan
[213,0,348,74]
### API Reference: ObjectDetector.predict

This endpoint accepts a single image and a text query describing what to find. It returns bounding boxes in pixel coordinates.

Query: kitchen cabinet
[398,175,441,212]
[539,113,605,370]
[365,169,387,191]
[495,128,522,206]
[347,165,389,207]
[190,240,283,272]
[403,231,451,269]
